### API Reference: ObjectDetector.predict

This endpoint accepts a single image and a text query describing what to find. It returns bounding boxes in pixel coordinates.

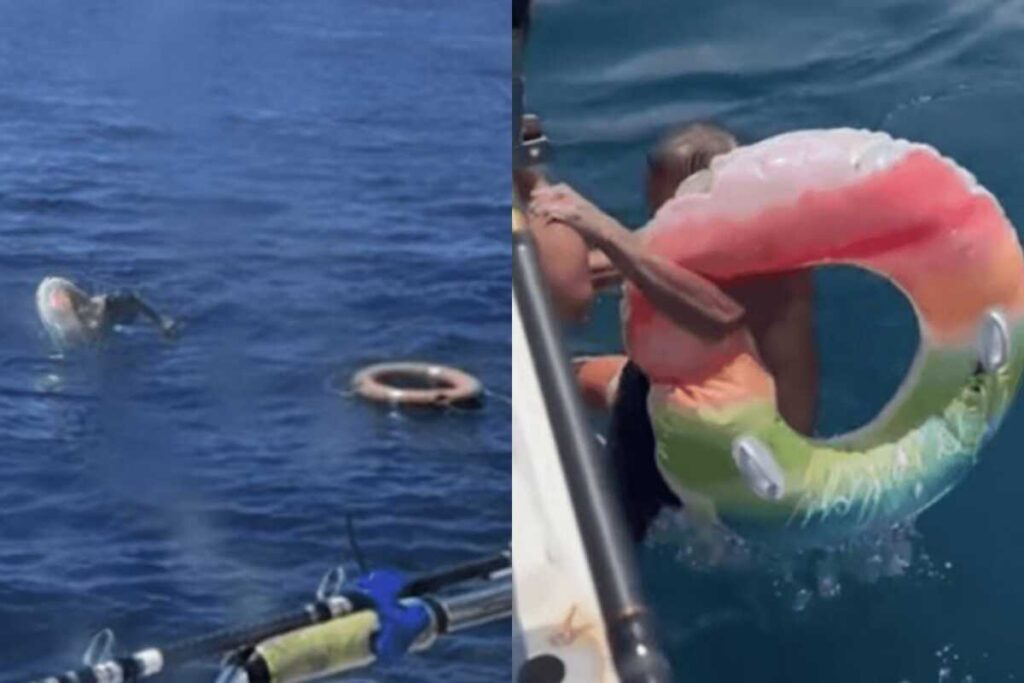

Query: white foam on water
[643,511,992,682]
[930,643,978,683]
[646,508,951,613]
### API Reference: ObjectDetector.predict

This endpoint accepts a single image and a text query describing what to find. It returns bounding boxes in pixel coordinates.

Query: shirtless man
[514,115,595,322]
[36,276,179,349]
[531,123,819,540]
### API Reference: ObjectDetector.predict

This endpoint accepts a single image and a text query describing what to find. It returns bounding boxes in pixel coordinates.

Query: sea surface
[528,0,1024,681]
[0,1,509,681]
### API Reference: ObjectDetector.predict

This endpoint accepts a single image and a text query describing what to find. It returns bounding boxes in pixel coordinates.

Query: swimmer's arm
[759,276,818,434]
[607,233,746,328]
[106,293,179,339]
[532,183,745,329]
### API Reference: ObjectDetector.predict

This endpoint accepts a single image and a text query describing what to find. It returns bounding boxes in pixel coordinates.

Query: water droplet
[896,446,909,470]
[792,588,812,612]
[816,569,841,599]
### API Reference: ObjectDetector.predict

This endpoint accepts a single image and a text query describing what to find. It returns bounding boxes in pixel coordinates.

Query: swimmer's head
[36,277,97,348]
[646,122,739,213]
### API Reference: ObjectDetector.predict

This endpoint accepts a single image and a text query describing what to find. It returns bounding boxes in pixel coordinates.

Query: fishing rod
[511,0,672,681]
[219,576,513,683]
[28,550,510,683]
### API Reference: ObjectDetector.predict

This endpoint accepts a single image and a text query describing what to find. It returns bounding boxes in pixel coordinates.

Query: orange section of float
[660,352,776,415]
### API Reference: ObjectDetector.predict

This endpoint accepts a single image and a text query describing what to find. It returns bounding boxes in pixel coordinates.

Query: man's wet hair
[647,122,739,178]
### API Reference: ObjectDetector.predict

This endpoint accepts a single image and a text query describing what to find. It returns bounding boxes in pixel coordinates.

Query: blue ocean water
[528,0,1024,681]
[0,1,509,681]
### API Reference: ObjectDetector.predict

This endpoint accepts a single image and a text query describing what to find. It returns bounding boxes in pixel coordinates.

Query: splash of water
[932,643,976,683]
[646,507,948,613]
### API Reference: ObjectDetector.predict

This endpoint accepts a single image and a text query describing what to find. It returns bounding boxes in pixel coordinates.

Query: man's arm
[588,249,621,290]
[531,183,745,332]
[753,275,818,434]
[515,169,594,323]
[529,216,594,323]
[105,292,179,339]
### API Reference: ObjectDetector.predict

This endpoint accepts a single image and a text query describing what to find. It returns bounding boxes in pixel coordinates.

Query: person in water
[36,276,179,348]
[531,122,819,540]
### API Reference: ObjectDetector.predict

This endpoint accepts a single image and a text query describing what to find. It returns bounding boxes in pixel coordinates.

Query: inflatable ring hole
[810,266,920,438]
[374,369,452,391]
[352,362,483,410]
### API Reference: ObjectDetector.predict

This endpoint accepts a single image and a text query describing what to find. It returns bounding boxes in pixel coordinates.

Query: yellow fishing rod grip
[250,602,436,683]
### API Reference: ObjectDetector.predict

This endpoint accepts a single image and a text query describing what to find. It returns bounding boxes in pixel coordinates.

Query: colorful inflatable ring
[625,128,1024,546]
[352,362,483,409]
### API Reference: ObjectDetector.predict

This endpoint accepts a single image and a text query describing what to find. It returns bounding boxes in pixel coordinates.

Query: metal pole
[511,2,672,679]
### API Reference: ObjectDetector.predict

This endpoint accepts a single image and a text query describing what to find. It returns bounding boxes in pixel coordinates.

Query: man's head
[646,122,738,213]
[36,277,100,348]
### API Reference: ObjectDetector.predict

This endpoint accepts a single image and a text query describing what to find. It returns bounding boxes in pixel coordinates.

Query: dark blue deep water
[529,0,1024,681]
[0,2,509,681]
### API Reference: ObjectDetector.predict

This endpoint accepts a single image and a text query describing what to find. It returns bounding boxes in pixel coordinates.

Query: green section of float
[652,319,1024,545]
